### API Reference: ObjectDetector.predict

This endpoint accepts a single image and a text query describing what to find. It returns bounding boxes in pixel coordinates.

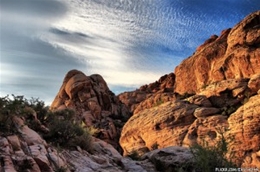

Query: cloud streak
[1,0,260,104]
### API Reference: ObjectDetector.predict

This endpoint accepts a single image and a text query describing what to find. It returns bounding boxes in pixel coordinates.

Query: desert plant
[155,98,164,107]
[54,166,67,172]
[43,109,92,152]
[127,150,141,161]
[0,95,51,135]
[190,131,237,172]
[0,95,28,135]
[85,126,100,136]
[151,142,159,150]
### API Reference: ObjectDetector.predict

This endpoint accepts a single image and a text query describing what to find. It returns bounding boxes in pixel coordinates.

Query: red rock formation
[119,11,260,167]
[174,11,260,95]
[50,69,130,151]
[118,73,176,113]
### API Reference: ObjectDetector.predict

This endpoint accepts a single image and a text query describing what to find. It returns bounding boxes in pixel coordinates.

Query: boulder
[141,146,193,171]
[120,101,198,156]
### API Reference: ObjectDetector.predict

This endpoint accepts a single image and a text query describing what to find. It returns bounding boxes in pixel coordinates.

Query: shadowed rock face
[174,11,260,95]
[50,69,130,151]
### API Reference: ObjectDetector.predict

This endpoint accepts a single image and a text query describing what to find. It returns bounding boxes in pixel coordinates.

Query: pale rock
[193,107,220,118]
[248,73,260,93]
[47,147,67,169]
[2,156,17,172]
[12,116,46,146]
[7,135,21,151]
[186,95,212,107]
[0,137,12,154]
[62,138,150,172]
[29,144,51,171]
[141,146,193,171]
[199,78,248,97]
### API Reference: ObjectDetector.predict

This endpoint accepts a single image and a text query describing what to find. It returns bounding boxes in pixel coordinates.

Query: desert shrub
[18,159,33,171]
[155,98,164,107]
[0,95,50,135]
[0,95,92,152]
[179,93,195,100]
[43,109,92,152]
[190,133,237,172]
[0,95,29,135]
[54,166,67,172]
[28,97,48,123]
[127,150,141,161]
[85,126,100,137]
[151,142,159,150]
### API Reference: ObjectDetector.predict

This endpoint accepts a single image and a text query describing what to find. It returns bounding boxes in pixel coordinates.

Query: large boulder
[120,101,198,156]
[50,70,130,151]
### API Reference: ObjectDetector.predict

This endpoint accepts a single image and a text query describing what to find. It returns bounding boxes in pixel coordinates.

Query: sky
[1,0,260,105]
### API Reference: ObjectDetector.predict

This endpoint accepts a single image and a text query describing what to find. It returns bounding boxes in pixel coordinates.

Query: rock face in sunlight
[174,11,260,95]
[1,11,260,171]
[50,69,130,151]
[118,73,176,114]
[119,11,260,168]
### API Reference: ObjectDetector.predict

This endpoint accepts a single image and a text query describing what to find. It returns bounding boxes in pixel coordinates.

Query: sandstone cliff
[174,11,260,95]
[119,11,260,168]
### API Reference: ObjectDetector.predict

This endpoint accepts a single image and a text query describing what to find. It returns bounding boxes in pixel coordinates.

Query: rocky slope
[119,11,260,168]
[0,113,156,172]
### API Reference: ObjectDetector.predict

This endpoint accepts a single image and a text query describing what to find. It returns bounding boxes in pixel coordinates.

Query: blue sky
[1,0,260,105]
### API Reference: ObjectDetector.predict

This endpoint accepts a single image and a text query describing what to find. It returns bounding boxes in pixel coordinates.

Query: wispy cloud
[1,0,260,104]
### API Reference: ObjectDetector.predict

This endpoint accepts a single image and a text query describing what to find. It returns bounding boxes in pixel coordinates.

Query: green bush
[127,150,141,161]
[43,109,92,152]
[0,95,49,135]
[0,95,92,152]
[190,133,237,172]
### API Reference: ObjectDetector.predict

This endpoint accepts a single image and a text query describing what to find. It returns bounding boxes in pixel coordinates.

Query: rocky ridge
[119,11,260,168]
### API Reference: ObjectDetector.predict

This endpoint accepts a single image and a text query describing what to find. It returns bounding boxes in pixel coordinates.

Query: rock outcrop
[226,93,260,167]
[0,115,156,172]
[174,11,260,95]
[118,73,176,114]
[120,74,260,167]
[50,69,130,151]
[120,11,260,167]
